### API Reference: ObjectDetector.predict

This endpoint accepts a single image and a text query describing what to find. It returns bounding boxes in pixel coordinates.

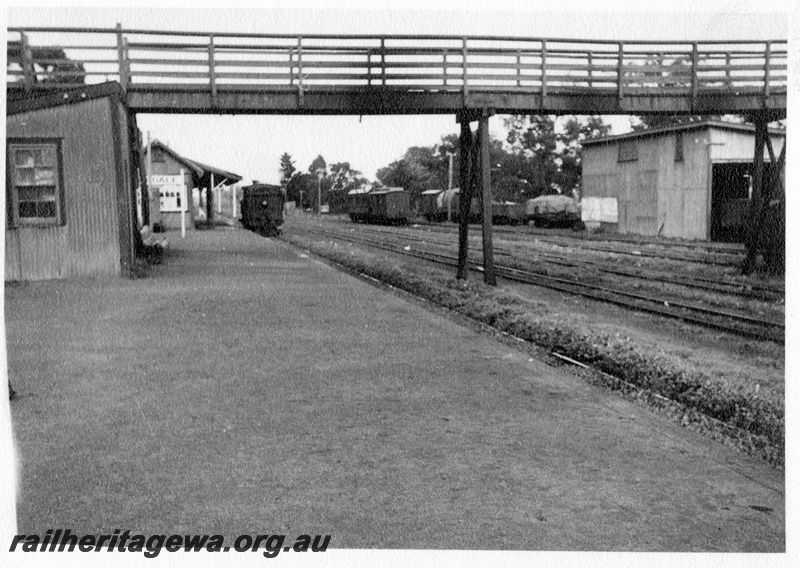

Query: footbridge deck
[6,27,787,117]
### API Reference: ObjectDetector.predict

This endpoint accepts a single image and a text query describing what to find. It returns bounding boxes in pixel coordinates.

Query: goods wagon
[348,187,410,224]
[419,189,445,221]
[491,202,526,225]
[347,189,372,222]
[437,188,481,223]
[525,194,582,228]
[240,183,285,236]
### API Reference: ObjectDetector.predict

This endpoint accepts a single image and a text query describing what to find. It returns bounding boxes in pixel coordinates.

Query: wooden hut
[6,82,144,280]
[581,121,785,242]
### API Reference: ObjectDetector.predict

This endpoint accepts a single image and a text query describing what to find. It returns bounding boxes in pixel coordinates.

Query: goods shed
[581,121,785,242]
[5,82,143,281]
[143,140,241,230]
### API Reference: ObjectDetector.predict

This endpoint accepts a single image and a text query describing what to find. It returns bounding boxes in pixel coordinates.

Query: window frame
[6,138,66,228]
[617,140,638,163]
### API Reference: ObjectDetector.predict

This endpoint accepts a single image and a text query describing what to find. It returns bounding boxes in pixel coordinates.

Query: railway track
[414,222,745,267]
[347,223,783,302]
[289,220,784,343]
[494,225,746,255]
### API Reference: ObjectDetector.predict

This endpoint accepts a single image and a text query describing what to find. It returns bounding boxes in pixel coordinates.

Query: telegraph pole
[316,169,324,215]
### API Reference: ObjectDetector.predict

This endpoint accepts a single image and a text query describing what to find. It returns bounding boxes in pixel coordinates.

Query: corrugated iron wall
[6,97,121,280]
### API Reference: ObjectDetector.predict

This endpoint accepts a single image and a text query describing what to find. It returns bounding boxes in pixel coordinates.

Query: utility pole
[316,169,324,215]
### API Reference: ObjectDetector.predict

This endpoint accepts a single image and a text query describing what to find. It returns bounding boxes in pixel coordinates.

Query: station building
[142,140,241,231]
[580,121,785,242]
[5,82,145,281]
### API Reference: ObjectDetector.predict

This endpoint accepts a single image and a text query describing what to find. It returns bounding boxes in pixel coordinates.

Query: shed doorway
[710,162,778,242]
[710,162,751,242]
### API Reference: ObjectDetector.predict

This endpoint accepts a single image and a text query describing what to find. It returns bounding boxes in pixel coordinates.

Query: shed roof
[7,81,124,115]
[581,120,786,147]
[145,140,242,184]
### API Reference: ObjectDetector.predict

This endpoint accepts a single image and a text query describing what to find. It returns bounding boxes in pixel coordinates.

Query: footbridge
[6,26,787,117]
[6,26,787,280]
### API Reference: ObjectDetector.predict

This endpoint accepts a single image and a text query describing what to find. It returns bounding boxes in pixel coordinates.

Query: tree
[328,162,369,213]
[279,153,296,185]
[557,116,613,195]
[376,146,439,205]
[503,114,611,198]
[285,173,316,209]
[308,155,328,176]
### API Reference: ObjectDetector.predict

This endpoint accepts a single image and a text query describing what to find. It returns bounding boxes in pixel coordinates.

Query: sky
[5,1,792,185]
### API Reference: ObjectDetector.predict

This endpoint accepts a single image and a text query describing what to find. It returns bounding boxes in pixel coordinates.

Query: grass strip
[283,231,784,466]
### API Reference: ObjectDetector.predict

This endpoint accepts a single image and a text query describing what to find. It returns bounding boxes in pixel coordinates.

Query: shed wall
[708,128,785,162]
[655,130,710,239]
[6,97,122,280]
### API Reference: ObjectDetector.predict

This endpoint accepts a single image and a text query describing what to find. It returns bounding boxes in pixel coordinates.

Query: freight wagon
[348,187,410,224]
[429,188,527,225]
[240,183,285,236]
[491,202,526,225]
[435,188,482,223]
[525,194,582,228]
[419,189,445,221]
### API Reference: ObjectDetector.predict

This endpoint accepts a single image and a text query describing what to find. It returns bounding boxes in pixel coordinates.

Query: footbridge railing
[6,27,787,113]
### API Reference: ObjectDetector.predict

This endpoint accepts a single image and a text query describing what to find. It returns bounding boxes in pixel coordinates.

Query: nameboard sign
[150,174,186,213]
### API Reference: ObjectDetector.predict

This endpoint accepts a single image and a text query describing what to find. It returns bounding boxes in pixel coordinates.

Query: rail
[6,27,788,110]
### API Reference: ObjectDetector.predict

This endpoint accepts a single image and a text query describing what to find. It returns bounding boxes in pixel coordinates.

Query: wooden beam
[541,40,548,108]
[617,42,624,103]
[116,23,128,93]
[122,89,786,116]
[296,36,304,109]
[763,41,772,105]
[19,32,36,92]
[690,43,698,112]
[478,109,496,286]
[462,37,469,107]
[743,114,768,274]
[208,34,217,108]
[456,116,473,280]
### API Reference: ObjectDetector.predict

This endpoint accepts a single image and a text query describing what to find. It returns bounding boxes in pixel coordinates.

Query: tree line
[278,113,776,212]
[280,114,616,211]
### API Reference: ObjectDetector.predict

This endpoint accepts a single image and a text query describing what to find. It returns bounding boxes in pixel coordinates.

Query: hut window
[152,149,166,163]
[8,141,64,227]
[617,140,638,162]
[674,132,684,162]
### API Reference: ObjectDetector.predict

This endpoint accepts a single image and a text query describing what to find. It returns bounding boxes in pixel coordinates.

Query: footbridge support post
[743,112,786,274]
[456,111,474,280]
[478,109,496,285]
[455,108,496,285]
[743,114,768,274]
